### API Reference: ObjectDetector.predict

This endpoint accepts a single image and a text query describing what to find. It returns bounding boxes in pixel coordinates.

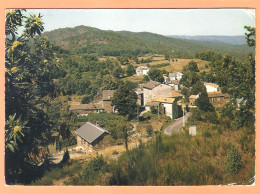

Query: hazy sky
[25,9,255,36]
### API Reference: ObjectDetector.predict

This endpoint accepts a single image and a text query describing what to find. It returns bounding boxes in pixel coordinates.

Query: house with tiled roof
[141,81,172,105]
[189,94,199,107]
[147,97,182,119]
[172,91,183,98]
[204,83,220,93]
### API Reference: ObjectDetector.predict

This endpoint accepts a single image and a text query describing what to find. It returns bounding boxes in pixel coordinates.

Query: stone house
[69,103,104,115]
[142,81,172,105]
[207,92,230,102]
[76,122,109,151]
[69,90,115,115]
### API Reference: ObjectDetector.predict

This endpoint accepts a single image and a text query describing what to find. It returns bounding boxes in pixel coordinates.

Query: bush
[204,111,218,124]
[151,106,158,114]
[225,147,242,175]
[60,149,70,164]
[112,150,119,155]
[81,95,92,104]
[146,125,153,136]
[202,129,211,138]
[82,154,108,179]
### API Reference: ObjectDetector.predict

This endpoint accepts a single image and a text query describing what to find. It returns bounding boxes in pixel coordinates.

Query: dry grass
[122,74,144,83]
[68,95,84,105]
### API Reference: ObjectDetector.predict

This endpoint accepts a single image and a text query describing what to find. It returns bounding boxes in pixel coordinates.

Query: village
[56,62,232,161]
[5,9,255,186]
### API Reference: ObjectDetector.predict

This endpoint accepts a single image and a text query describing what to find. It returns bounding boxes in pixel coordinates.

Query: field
[135,54,210,72]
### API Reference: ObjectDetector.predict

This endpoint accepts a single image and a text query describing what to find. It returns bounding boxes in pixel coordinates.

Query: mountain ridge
[43,25,253,59]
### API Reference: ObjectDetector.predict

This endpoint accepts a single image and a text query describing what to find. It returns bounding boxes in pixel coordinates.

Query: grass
[34,109,254,186]
[122,74,144,83]
[136,112,171,134]
[134,54,210,72]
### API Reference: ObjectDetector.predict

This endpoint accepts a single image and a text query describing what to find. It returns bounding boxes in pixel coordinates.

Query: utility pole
[158,103,160,120]
[182,97,185,127]
[137,104,139,122]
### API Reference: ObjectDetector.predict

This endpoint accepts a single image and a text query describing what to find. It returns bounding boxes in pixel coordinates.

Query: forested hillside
[118,31,254,60]
[167,35,246,45]
[43,25,253,60]
[43,26,170,57]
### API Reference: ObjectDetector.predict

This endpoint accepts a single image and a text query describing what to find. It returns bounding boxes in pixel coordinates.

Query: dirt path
[164,112,191,135]
[49,137,149,164]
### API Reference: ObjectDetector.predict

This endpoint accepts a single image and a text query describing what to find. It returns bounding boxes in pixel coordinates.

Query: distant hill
[43,26,253,60]
[43,25,171,57]
[118,31,253,60]
[167,35,247,45]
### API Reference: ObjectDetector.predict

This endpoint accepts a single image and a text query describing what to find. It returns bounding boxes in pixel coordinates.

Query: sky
[24,9,255,36]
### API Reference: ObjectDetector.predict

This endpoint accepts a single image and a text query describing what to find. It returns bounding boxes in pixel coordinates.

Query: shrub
[112,150,119,155]
[151,106,158,114]
[82,154,108,179]
[146,125,153,136]
[225,147,242,175]
[60,149,70,164]
[202,129,211,138]
[204,111,218,124]
[81,95,92,104]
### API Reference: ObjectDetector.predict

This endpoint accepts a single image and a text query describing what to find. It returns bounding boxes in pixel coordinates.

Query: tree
[190,81,206,95]
[101,74,118,90]
[113,67,124,78]
[112,82,138,119]
[180,71,199,88]
[195,91,214,112]
[142,75,150,82]
[5,9,56,184]
[126,64,135,77]
[186,61,199,72]
[148,68,164,83]
[225,147,242,175]
[244,26,255,48]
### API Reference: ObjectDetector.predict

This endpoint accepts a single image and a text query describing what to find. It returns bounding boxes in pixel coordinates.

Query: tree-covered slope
[118,31,254,59]
[43,26,171,57]
[43,25,253,60]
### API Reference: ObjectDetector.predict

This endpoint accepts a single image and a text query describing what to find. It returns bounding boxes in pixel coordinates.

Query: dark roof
[76,122,108,144]
[143,81,160,89]
[208,92,230,98]
[69,103,104,111]
[102,90,115,101]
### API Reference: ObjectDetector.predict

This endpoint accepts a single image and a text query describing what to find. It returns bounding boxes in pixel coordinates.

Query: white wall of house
[162,103,173,119]
[145,106,151,111]
[143,69,149,75]
[205,85,218,93]
[176,72,183,81]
